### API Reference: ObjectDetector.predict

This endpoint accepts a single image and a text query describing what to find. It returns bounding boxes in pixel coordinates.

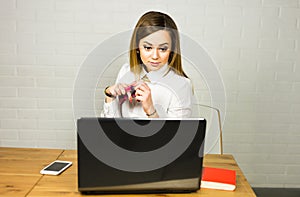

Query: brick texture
[0,0,299,188]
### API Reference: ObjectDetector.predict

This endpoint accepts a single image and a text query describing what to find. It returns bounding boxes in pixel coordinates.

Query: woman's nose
[152,49,159,59]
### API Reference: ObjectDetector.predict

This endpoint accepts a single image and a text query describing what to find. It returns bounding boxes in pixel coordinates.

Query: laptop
[77,118,206,194]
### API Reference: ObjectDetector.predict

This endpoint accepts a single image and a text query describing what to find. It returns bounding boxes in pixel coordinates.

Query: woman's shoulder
[168,69,192,87]
[116,63,134,82]
[117,63,130,76]
[119,63,130,73]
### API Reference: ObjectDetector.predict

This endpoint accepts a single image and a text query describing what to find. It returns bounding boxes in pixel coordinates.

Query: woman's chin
[146,64,163,71]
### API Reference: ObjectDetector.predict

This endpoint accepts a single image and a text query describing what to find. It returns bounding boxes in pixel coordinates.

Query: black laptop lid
[77,118,206,193]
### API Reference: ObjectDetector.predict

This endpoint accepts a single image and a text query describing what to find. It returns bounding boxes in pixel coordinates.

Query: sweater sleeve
[101,99,120,117]
[100,64,130,118]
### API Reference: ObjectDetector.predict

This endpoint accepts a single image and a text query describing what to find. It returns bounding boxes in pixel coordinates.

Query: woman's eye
[143,45,152,51]
[159,47,168,52]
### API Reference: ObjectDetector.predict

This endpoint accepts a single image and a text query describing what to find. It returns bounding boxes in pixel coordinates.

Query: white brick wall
[0,0,300,188]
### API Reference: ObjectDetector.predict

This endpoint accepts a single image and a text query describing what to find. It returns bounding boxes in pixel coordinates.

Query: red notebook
[201,167,236,191]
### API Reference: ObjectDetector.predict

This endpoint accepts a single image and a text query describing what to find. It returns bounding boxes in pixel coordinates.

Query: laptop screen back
[77,118,206,194]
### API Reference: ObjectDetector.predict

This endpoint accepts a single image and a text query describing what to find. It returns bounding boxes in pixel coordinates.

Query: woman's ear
[136,50,140,54]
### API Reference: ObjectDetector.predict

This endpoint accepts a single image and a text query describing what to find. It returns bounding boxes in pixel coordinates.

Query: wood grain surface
[0,148,256,197]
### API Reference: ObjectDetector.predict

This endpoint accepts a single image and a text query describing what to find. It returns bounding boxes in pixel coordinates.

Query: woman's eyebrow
[159,43,169,46]
[143,41,152,45]
[143,41,169,46]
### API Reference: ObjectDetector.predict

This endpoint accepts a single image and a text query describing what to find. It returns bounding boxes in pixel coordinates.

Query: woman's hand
[109,83,131,96]
[105,83,130,103]
[134,82,157,116]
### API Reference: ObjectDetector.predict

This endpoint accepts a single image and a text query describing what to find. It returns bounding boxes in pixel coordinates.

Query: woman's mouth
[150,62,160,66]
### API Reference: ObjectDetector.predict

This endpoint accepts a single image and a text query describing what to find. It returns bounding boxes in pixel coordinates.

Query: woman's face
[138,30,172,72]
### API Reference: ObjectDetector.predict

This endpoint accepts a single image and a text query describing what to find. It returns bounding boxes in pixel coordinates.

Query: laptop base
[79,177,200,194]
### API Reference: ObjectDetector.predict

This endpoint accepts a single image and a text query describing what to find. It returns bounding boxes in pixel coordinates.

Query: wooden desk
[0,147,256,197]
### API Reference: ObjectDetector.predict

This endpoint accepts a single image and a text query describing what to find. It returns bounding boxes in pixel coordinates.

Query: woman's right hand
[105,83,130,103]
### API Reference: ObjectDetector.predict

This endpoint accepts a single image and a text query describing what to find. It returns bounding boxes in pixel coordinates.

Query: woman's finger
[135,95,143,102]
[110,83,128,96]
[135,88,143,95]
[135,82,148,90]
[115,84,123,95]
[119,83,129,95]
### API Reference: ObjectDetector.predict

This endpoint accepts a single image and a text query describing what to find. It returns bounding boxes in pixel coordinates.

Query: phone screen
[44,162,69,171]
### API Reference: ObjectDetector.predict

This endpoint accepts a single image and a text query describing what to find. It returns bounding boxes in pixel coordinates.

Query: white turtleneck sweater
[101,63,193,118]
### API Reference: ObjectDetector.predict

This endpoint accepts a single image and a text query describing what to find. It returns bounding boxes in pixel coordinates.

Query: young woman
[102,11,193,118]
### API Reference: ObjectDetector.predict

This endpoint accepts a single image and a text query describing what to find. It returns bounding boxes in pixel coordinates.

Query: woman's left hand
[134,82,156,115]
